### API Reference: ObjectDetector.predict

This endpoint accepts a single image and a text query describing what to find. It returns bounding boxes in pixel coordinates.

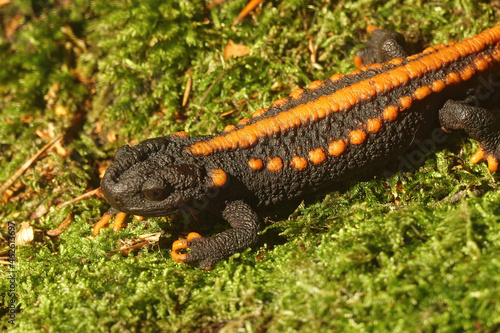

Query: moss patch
[1,0,499,331]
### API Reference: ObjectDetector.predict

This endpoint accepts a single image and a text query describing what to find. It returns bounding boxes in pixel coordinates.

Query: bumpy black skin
[101,28,500,269]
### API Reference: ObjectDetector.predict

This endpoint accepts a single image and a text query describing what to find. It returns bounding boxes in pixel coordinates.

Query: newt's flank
[96,25,500,270]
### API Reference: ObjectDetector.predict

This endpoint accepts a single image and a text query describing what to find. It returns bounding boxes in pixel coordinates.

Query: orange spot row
[309,148,326,165]
[251,108,269,119]
[366,118,383,133]
[383,105,399,121]
[289,88,305,100]
[431,80,446,93]
[349,129,367,145]
[354,55,364,68]
[413,86,432,100]
[271,97,288,108]
[290,156,308,170]
[210,169,227,187]
[308,80,324,90]
[473,55,492,71]
[328,139,347,156]
[267,157,283,171]
[248,121,379,173]
[248,158,263,170]
[445,72,461,85]
[362,63,383,71]
[171,131,190,138]
[399,96,413,110]
[237,117,250,126]
[329,73,345,82]
[389,58,404,66]
[223,124,237,133]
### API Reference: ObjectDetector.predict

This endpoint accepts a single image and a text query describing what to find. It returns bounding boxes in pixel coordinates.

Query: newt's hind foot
[439,100,500,172]
[355,25,408,67]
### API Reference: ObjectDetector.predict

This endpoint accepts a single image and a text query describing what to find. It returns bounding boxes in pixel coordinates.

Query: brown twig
[182,75,192,107]
[56,187,103,209]
[308,35,317,65]
[47,213,73,237]
[0,134,64,198]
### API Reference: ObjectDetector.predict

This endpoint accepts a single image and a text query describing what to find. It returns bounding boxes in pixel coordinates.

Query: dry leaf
[107,130,117,143]
[55,143,67,157]
[44,82,61,110]
[30,203,48,220]
[98,163,109,178]
[55,105,69,117]
[61,25,87,53]
[35,129,52,140]
[16,222,34,245]
[47,213,72,237]
[139,232,161,242]
[0,0,12,8]
[223,40,250,60]
[5,14,22,38]
[182,76,192,107]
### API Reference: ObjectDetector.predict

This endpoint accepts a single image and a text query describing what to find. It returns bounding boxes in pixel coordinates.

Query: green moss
[1,0,499,331]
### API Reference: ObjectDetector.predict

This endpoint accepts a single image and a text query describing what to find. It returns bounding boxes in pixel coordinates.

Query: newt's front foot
[439,100,500,173]
[170,200,260,270]
[170,232,217,270]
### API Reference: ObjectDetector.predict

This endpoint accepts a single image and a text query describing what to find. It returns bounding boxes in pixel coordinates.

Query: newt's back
[192,25,500,206]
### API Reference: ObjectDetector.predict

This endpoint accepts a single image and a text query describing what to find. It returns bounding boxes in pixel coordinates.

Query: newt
[98,25,500,270]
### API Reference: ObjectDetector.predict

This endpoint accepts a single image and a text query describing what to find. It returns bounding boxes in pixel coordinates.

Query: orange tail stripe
[188,26,500,156]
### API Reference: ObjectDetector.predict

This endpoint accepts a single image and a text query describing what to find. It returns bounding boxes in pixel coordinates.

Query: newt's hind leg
[439,100,500,172]
[354,26,408,68]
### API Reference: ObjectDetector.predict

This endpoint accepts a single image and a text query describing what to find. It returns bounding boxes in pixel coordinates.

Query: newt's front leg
[439,100,500,172]
[171,200,260,270]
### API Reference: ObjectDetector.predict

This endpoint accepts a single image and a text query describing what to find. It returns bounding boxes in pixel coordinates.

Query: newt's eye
[143,188,169,201]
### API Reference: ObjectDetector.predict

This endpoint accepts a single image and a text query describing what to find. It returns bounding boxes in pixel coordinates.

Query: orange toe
[172,239,190,252]
[469,146,498,172]
[93,212,113,236]
[470,148,486,164]
[170,250,189,263]
[486,154,499,172]
[187,232,202,241]
[366,24,379,34]
[170,232,203,263]
[112,212,128,233]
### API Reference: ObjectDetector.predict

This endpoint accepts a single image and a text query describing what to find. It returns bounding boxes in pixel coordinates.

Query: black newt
[98,25,500,270]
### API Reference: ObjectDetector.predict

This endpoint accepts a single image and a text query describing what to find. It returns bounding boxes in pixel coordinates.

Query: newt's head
[101,137,215,217]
